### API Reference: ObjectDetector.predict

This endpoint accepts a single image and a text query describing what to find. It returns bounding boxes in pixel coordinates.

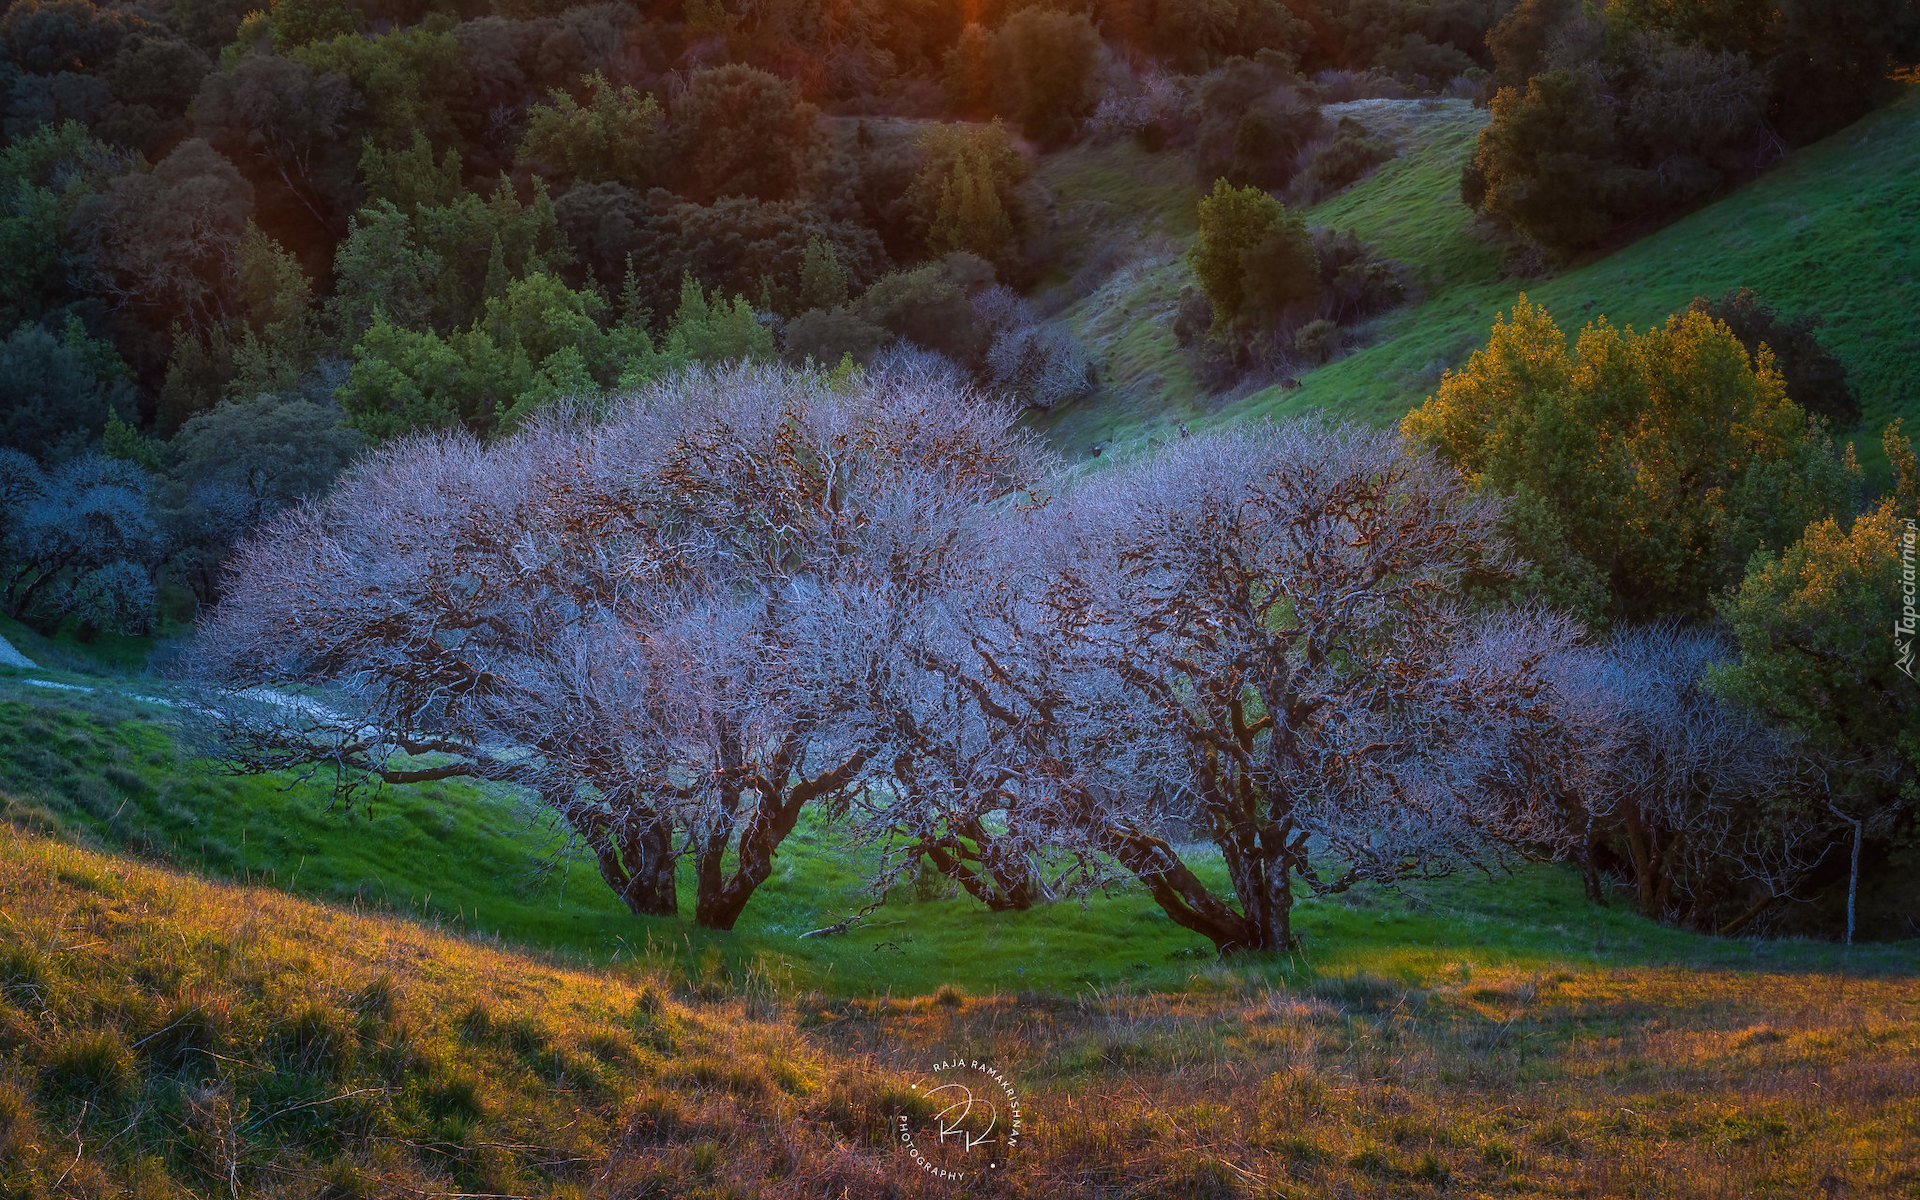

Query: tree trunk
[1832,806,1862,947]
[1717,893,1774,938]
[1106,827,1294,955]
[693,753,867,931]
[578,811,678,918]
[614,820,679,916]
[1581,819,1607,906]
[918,818,1046,911]
[1618,804,1665,919]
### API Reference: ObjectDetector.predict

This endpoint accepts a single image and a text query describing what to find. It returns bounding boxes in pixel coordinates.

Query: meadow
[5,655,1915,1005]
[4,628,1920,1196]
[4,795,1919,1198]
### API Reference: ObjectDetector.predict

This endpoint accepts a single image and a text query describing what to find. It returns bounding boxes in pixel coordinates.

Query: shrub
[1172,287,1213,348]
[1311,227,1406,323]
[1293,318,1341,364]
[1193,58,1324,190]
[1187,180,1318,335]
[1296,118,1393,200]
[1690,288,1861,430]
[855,254,994,363]
[782,307,889,366]
[1467,67,1636,260]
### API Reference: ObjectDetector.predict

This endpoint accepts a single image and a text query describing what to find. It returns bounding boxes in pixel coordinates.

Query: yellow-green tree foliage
[1401,296,1858,622]
[914,121,1025,267]
[1187,179,1318,334]
[268,0,358,51]
[517,72,664,186]
[1711,421,1919,804]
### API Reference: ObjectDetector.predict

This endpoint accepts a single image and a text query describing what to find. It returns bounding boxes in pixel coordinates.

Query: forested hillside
[4,0,1915,641]
[2,4,1920,1192]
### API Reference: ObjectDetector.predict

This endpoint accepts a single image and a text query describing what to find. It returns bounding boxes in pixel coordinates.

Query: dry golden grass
[2,831,1917,1198]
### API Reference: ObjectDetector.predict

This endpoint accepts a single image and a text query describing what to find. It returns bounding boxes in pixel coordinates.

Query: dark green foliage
[169,0,258,50]
[552,180,649,292]
[1,0,156,79]
[73,138,255,341]
[912,120,1029,275]
[941,21,995,117]
[1237,215,1322,331]
[0,452,163,632]
[1172,286,1213,348]
[1297,117,1393,200]
[159,389,363,600]
[1293,317,1341,363]
[0,122,122,328]
[1302,0,1498,82]
[1483,0,1580,91]
[94,35,209,155]
[855,253,994,363]
[1310,226,1405,323]
[1467,66,1636,260]
[1193,56,1325,191]
[994,8,1101,147]
[668,65,816,203]
[335,270,652,440]
[1468,0,1920,257]
[797,236,850,311]
[1710,424,1919,930]
[190,49,360,241]
[0,317,137,463]
[1691,288,1861,430]
[1098,0,1315,75]
[630,193,889,319]
[1188,180,1318,335]
[0,0,1901,690]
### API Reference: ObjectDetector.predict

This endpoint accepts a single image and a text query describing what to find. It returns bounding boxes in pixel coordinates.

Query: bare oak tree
[1540,625,1835,935]
[842,423,1578,954]
[187,363,1046,929]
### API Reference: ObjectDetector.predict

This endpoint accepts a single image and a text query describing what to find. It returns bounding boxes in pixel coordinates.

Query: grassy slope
[1040,91,1920,468]
[0,830,927,1199]
[6,671,1916,1009]
[6,830,1920,1198]
[1031,98,1495,457]
[1024,138,1206,456]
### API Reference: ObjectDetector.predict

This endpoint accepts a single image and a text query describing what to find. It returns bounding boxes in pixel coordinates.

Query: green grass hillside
[5,667,1917,1008]
[1041,90,1920,469]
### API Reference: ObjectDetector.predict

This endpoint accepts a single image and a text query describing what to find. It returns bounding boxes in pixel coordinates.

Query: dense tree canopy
[1402,298,1858,623]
